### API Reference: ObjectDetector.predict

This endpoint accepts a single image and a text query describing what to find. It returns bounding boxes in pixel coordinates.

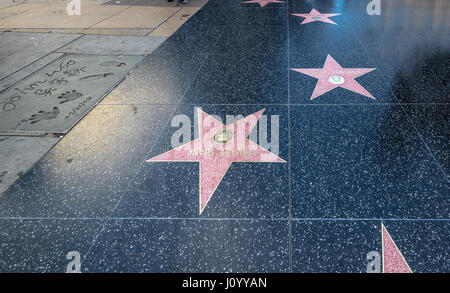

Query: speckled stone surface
[83,219,289,273]
[214,25,288,56]
[0,0,448,273]
[0,219,104,272]
[101,53,208,105]
[290,105,449,219]
[405,105,450,177]
[181,53,288,104]
[226,7,287,25]
[292,220,450,273]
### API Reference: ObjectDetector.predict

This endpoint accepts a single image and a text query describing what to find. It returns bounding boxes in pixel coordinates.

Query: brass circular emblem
[328,75,345,85]
[213,129,233,144]
[312,16,322,20]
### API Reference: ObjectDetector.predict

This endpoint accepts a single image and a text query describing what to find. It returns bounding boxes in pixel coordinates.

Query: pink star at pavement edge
[242,0,285,8]
[292,8,341,25]
[147,108,285,215]
[382,223,413,273]
[291,54,376,100]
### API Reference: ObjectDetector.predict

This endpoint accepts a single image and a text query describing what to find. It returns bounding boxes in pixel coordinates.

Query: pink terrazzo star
[291,54,376,100]
[382,223,413,273]
[147,108,285,215]
[242,0,285,8]
[291,8,341,25]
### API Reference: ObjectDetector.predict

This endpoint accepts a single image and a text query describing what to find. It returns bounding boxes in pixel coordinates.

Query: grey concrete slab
[0,136,59,195]
[0,13,15,19]
[56,35,168,56]
[0,32,81,81]
[0,1,21,9]
[0,54,143,132]
[0,52,64,93]
[20,0,61,2]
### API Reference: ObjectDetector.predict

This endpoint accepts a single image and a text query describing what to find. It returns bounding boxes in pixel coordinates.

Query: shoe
[168,0,174,2]
[176,0,183,5]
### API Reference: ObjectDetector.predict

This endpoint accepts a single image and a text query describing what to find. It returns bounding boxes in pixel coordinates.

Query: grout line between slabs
[286,1,293,273]
[343,13,449,183]
[84,5,132,30]
[0,217,449,221]
[99,102,450,106]
[144,6,183,36]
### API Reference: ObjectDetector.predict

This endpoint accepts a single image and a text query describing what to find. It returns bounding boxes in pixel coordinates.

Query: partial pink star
[147,108,285,215]
[291,8,341,25]
[382,223,413,273]
[242,0,285,8]
[291,54,376,100]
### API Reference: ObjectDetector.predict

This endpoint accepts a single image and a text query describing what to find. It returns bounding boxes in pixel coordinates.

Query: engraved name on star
[147,108,285,215]
[242,0,285,8]
[291,54,376,100]
[291,8,341,25]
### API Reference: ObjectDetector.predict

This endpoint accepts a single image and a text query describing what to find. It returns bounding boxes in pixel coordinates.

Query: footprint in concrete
[27,107,60,124]
[58,90,83,104]
[79,73,114,82]
[100,61,127,67]
[0,171,8,184]
[131,104,137,115]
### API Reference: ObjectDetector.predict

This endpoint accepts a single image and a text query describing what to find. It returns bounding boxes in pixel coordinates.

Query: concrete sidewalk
[0,0,208,194]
